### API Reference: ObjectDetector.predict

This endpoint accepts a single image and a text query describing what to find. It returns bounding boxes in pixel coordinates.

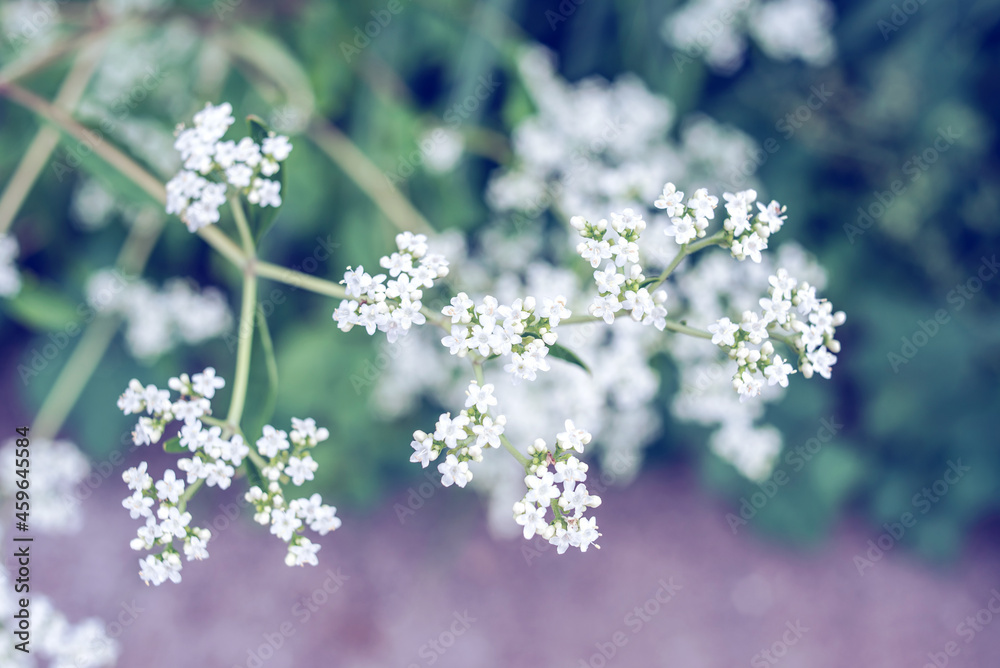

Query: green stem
[254,260,347,298]
[255,304,279,428]
[229,194,255,256]
[177,478,204,513]
[226,269,257,432]
[499,434,529,468]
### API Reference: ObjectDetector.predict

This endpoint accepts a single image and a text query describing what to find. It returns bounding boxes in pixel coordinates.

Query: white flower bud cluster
[332,232,448,343]
[570,209,668,329]
[706,267,844,402]
[165,102,292,232]
[87,270,231,359]
[245,418,342,568]
[440,293,571,384]
[513,421,602,554]
[409,380,507,487]
[722,188,786,263]
[0,233,21,297]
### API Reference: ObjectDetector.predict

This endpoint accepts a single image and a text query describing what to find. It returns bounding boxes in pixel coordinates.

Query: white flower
[733,369,763,402]
[286,455,319,486]
[256,425,290,458]
[442,326,469,355]
[434,412,470,448]
[555,420,591,454]
[154,469,185,504]
[559,483,601,517]
[471,415,505,449]
[553,456,588,484]
[410,432,437,467]
[573,516,601,552]
[764,355,795,387]
[270,508,302,541]
[122,462,152,491]
[158,506,192,539]
[465,380,498,413]
[262,135,293,161]
[184,536,210,561]
[438,454,473,488]
[290,417,330,445]
[740,311,770,345]
[654,182,685,216]
[524,471,560,507]
[122,491,153,519]
[286,537,321,567]
[192,367,225,398]
[708,317,740,347]
[513,501,548,540]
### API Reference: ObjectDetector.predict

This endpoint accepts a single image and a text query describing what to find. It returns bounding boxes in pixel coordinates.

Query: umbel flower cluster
[440,293,571,383]
[117,368,340,584]
[332,232,449,343]
[165,102,292,232]
[570,209,668,327]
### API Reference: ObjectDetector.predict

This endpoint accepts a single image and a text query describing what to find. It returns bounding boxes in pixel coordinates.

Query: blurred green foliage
[2,0,998,561]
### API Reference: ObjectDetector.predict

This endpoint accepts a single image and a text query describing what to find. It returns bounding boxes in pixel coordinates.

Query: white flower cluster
[165,102,292,232]
[661,0,836,75]
[0,233,21,297]
[409,380,507,487]
[88,270,231,359]
[332,232,448,343]
[117,369,341,580]
[244,418,341,568]
[707,268,844,402]
[117,369,226,585]
[570,209,668,328]
[513,421,602,553]
[721,188,786,263]
[440,293,571,383]
[0,438,89,533]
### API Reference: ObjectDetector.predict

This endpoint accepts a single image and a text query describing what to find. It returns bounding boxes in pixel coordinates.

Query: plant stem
[499,434,530,468]
[226,268,257,433]
[254,260,346,298]
[229,194,255,256]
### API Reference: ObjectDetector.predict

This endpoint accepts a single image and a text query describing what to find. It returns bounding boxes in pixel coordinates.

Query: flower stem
[254,261,347,298]
[226,268,257,433]
[499,434,530,468]
[229,195,255,256]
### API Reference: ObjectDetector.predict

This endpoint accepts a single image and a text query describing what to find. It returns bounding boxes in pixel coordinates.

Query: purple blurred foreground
[38,469,1000,668]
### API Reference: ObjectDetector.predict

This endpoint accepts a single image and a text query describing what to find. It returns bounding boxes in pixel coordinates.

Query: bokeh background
[1,0,999,666]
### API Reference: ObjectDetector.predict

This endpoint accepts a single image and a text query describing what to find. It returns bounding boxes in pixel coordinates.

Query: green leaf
[2,280,82,331]
[243,454,265,490]
[547,342,590,374]
[244,115,285,242]
[162,437,186,454]
[638,277,660,289]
